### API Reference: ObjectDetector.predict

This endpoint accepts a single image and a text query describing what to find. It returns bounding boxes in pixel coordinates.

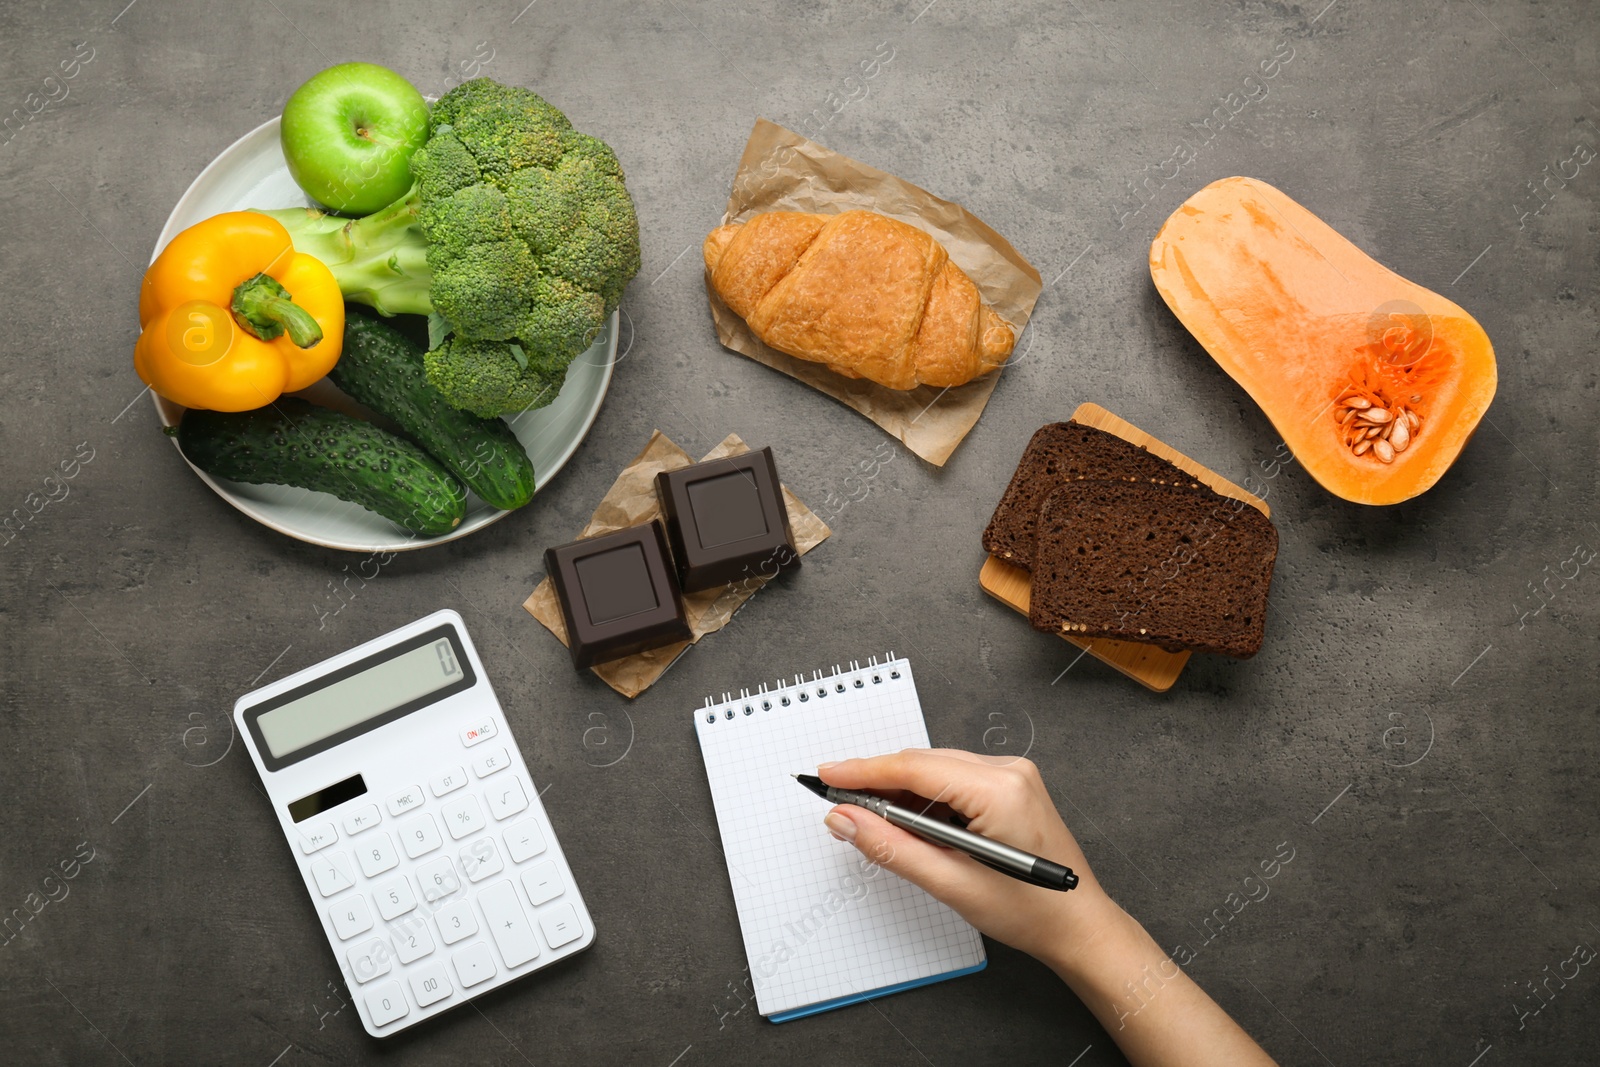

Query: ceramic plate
[149,116,617,552]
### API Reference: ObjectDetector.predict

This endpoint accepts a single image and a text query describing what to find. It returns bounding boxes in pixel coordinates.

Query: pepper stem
[231,273,324,347]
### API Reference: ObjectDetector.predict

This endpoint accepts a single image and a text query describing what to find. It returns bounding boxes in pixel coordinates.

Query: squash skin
[1150,177,1497,506]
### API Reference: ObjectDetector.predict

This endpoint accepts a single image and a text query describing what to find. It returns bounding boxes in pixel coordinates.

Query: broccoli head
[254,78,640,416]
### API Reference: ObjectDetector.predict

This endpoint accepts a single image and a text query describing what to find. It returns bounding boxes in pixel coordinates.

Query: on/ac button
[460,720,498,747]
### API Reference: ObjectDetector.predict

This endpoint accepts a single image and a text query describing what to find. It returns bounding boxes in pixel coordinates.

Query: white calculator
[235,609,595,1037]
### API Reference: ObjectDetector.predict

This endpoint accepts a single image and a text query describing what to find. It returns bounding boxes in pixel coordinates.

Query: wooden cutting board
[979,402,1270,693]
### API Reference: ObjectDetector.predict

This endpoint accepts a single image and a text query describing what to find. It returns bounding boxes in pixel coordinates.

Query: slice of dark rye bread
[983,422,1201,569]
[1027,479,1279,659]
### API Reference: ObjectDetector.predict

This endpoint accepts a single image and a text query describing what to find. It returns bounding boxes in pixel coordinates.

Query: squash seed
[1390,418,1411,451]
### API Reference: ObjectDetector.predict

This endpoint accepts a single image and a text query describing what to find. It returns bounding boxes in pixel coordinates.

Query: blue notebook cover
[769,960,989,1023]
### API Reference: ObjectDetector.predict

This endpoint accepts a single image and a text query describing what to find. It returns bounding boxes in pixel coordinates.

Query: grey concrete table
[3,1,1597,1063]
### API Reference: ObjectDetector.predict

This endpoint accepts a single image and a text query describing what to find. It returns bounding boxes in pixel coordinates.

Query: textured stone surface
[2,0,1598,1063]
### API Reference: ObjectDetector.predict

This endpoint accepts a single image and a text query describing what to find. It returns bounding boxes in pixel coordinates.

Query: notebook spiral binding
[700,652,904,724]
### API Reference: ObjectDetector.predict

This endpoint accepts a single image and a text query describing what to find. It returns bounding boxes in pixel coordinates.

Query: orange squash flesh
[1150,177,1497,506]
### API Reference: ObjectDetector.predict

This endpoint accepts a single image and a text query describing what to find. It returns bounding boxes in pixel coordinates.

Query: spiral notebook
[693,655,986,1022]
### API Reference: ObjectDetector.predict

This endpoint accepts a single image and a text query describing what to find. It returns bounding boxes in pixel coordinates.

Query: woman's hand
[819,748,1277,1067]
[818,748,1122,971]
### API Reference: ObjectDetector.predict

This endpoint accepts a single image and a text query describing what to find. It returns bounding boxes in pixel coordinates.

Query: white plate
[149,116,617,553]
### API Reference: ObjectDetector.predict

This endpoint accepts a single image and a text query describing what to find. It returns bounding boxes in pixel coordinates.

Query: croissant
[704,210,1016,390]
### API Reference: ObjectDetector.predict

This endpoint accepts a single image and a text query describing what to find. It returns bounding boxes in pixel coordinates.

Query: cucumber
[331,315,536,511]
[173,399,466,536]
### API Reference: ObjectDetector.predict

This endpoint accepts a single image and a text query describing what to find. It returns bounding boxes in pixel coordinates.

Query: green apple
[280,62,429,216]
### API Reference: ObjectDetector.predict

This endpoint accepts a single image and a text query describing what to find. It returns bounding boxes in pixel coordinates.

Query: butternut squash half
[1150,177,1496,506]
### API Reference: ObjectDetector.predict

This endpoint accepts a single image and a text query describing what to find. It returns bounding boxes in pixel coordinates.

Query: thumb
[825,805,995,912]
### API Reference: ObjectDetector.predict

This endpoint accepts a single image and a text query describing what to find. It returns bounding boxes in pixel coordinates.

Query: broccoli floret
[429,240,538,340]
[517,274,606,360]
[253,77,639,416]
[423,335,570,419]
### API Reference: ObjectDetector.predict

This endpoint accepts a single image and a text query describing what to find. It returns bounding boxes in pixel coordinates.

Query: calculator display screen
[246,625,476,771]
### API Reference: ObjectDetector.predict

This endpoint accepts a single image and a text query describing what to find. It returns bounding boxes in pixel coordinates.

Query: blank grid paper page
[694,660,985,1018]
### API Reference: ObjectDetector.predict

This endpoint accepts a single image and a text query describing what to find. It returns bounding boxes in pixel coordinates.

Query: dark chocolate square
[655,447,799,593]
[544,520,692,669]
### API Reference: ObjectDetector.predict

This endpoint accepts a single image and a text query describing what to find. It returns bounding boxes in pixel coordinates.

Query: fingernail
[818,761,840,772]
[824,812,857,842]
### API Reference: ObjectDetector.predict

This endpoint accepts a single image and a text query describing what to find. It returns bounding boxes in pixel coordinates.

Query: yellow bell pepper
[135,211,343,411]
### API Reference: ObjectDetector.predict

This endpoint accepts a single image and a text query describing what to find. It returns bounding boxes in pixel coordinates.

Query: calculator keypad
[349,937,393,984]
[394,921,435,964]
[373,875,417,920]
[409,962,453,1006]
[472,746,510,777]
[416,857,460,903]
[357,833,400,878]
[480,880,541,967]
[399,813,442,859]
[330,896,374,940]
[453,942,496,988]
[503,819,547,863]
[430,766,467,797]
[386,786,424,817]
[461,839,504,883]
[487,778,528,821]
[291,721,588,1035]
[366,982,408,1026]
[311,853,355,897]
[299,822,337,854]
[343,804,382,835]
[540,902,583,948]
[442,794,486,840]
[435,900,478,944]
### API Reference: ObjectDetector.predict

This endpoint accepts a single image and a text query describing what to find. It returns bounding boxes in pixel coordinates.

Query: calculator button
[357,832,400,878]
[409,961,453,1007]
[399,813,443,859]
[386,785,424,817]
[297,822,337,854]
[521,860,564,906]
[430,767,468,797]
[539,902,584,949]
[342,804,382,835]
[453,942,497,988]
[309,852,356,897]
[394,919,435,964]
[435,899,479,945]
[472,746,510,778]
[442,794,486,840]
[415,857,461,904]
[461,719,498,747]
[373,875,417,920]
[487,777,528,821]
[348,937,393,984]
[365,980,408,1026]
[461,837,505,883]
[480,880,541,968]
[329,895,374,940]
[503,819,547,863]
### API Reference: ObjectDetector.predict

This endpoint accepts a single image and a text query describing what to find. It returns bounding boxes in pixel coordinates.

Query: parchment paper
[524,430,831,698]
[706,118,1044,467]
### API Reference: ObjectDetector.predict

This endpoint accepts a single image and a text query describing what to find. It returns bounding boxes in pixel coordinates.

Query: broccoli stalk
[253,78,641,418]
[258,186,432,318]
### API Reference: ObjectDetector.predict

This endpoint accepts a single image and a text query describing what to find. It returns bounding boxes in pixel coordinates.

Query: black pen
[794,774,1079,891]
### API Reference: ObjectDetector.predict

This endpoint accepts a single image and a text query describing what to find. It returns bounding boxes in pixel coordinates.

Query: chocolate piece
[544,520,692,669]
[655,447,799,593]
